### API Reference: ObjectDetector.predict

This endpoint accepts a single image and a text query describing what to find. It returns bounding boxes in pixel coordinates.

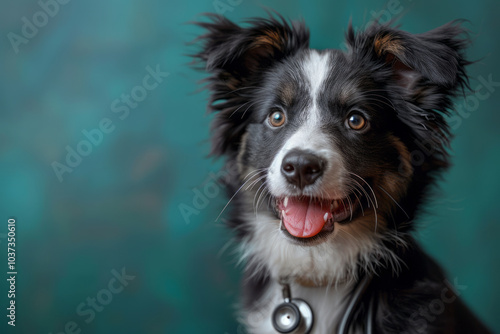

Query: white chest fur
[243,280,355,334]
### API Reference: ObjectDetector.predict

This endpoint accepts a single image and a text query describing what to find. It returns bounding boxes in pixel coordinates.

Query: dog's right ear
[192,14,309,156]
[194,14,309,90]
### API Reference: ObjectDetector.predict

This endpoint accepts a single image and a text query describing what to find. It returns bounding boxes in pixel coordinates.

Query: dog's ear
[346,21,470,93]
[192,14,309,156]
[194,14,309,90]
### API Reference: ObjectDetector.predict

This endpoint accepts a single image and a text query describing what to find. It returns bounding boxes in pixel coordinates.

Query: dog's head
[193,15,469,283]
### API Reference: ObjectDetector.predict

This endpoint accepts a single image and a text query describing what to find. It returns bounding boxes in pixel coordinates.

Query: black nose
[281,150,325,189]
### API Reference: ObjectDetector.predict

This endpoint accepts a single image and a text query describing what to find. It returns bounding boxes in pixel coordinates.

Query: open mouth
[274,193,362,240]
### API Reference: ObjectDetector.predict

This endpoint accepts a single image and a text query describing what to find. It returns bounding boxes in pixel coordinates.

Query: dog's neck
[293,275,350,287]
[295,276,329,287]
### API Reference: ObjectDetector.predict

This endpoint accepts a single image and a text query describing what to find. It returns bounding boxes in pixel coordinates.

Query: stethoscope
[271,274,374,334]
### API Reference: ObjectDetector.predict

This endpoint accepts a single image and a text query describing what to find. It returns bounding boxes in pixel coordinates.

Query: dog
[192,13,491,334]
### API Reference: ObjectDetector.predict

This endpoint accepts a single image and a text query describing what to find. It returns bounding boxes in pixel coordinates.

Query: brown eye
[268,110,286,127]
[347,114,367,130]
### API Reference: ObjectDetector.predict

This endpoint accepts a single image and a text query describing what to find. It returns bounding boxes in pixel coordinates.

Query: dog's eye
[268,110,286,127]
[347,114,367,130]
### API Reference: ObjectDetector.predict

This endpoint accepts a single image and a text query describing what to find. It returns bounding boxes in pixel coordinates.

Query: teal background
[1,0,499,333]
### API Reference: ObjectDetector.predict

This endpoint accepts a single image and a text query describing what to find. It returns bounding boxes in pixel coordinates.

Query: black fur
[192,14,490,333]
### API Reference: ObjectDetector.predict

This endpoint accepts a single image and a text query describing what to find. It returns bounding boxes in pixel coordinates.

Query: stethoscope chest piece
[272,298,313,333]
[272,282,314,334]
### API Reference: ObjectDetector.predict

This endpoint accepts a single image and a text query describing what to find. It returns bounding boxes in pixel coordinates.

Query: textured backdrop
[1,0,499,333]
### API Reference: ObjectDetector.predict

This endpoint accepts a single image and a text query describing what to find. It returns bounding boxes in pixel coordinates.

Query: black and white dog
[193,14,490,333]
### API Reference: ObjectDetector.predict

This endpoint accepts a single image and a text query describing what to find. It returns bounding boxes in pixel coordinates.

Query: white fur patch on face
[267,50,347,199]
[303,50,331,116]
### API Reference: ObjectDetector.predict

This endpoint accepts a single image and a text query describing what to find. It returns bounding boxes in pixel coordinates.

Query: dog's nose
[281,150,325,189]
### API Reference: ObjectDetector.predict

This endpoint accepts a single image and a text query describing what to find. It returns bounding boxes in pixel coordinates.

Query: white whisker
[215,169,267,221]
[378,185,410,219]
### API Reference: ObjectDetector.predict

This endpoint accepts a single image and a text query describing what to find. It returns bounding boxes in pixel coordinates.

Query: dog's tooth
[284,196,289,208]
[324,212,328,222]
[282,210,286,218]
[332,200,339,210]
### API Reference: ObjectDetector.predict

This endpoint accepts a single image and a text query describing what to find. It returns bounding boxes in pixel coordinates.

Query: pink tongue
[282,198,330,238]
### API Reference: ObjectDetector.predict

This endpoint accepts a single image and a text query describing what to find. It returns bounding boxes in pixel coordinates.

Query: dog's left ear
[346,21,470,93]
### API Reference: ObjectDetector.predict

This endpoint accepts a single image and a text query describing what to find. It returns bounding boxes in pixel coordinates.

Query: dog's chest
[243,281,359,334]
